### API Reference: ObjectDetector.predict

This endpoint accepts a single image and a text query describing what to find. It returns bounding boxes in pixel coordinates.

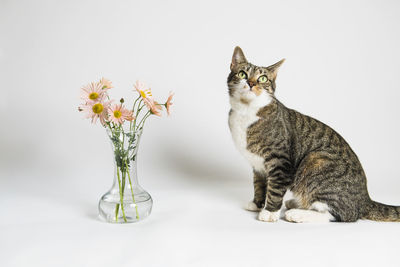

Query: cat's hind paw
[285,199,299,210]
[245,201,262,212]
[258,209,280,222]
[285,209,333,223]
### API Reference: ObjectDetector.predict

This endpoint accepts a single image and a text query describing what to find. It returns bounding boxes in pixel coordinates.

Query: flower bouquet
[79,78,173,223]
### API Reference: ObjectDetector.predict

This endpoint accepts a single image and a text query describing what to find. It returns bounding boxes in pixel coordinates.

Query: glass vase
[98,128,153,223]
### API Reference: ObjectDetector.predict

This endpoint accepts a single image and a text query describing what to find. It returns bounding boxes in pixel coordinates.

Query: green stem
[116,167,127,222]
[122,170,126,199]
[131,100,144,132]
[130,96,141,131]
[138,112,151,130]
[132,96,141,112]
[126,160,139,219]
[136,111,150,130]
[115,204,120,222]
[120,125,126,215]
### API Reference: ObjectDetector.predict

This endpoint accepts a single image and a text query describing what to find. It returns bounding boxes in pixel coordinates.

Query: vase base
[98,190,153,223]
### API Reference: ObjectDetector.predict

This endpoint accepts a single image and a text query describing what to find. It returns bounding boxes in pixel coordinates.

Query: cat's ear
[231,46,247,70]
[267,59,285,90]
[267,59,285,77]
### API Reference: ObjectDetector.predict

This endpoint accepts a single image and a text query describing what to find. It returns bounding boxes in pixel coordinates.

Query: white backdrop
[1,0,400,266]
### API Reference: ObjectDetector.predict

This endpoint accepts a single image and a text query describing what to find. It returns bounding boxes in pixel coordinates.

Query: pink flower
[108,103,135,124]
[150,101,162,117]
[165,91,174,116]
[100,77,113,90]
[81,82,106,103]
[80,100,111,125]
[133,81,153,99]
[133,80,162,116]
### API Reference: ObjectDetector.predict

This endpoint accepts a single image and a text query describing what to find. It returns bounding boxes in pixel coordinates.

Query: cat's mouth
[229,82,258,102]
[236,88,257,102]
[242,84,251,90]
[241,84,262,96]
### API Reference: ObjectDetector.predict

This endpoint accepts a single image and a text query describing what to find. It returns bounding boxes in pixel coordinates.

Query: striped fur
[228,46,400,222]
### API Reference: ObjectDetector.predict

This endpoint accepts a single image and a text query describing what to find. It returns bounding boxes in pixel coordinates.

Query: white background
[1,0,400,266]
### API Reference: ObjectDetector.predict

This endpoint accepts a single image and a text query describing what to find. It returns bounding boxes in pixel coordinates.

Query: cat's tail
[362,200,400,222]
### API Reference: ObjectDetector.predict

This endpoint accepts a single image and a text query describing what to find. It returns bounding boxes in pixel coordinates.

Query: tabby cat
[228,46,400,222]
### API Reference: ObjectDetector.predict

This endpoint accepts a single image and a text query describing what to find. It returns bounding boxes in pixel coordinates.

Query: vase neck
[107,129,142,190]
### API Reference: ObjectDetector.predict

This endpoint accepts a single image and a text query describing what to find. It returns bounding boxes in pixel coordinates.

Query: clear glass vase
[98,128,153,223]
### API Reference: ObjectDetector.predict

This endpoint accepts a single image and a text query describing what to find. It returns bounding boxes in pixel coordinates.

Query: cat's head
[227,46,284,105]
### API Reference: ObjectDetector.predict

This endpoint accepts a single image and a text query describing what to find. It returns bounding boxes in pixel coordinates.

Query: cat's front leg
[246,170,266,212]
[258,170,292,222]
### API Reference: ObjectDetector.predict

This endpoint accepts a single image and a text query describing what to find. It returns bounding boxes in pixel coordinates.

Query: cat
[228,46,400,222]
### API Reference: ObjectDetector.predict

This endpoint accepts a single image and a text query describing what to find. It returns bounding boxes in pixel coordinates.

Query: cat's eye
[258,75,268,83]
[238,71,247,79]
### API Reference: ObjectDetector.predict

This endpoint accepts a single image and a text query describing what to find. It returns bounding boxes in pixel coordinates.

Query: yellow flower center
[92,103,104,114]
[140,90,147,99]
[113,110,122,118]
[89,92,99,100]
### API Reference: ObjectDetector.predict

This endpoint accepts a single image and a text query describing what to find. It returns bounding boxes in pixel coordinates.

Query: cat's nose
[247,81,255,88]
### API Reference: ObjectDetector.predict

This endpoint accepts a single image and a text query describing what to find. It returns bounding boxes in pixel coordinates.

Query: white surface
[1,0,400,266]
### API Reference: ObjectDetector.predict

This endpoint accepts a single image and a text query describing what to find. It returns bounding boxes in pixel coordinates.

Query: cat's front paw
[258,209,280,222]
[245,201,262,212]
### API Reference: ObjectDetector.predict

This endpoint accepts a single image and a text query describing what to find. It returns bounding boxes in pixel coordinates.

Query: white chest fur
[229,109,266,173]
[229,94,274,173]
